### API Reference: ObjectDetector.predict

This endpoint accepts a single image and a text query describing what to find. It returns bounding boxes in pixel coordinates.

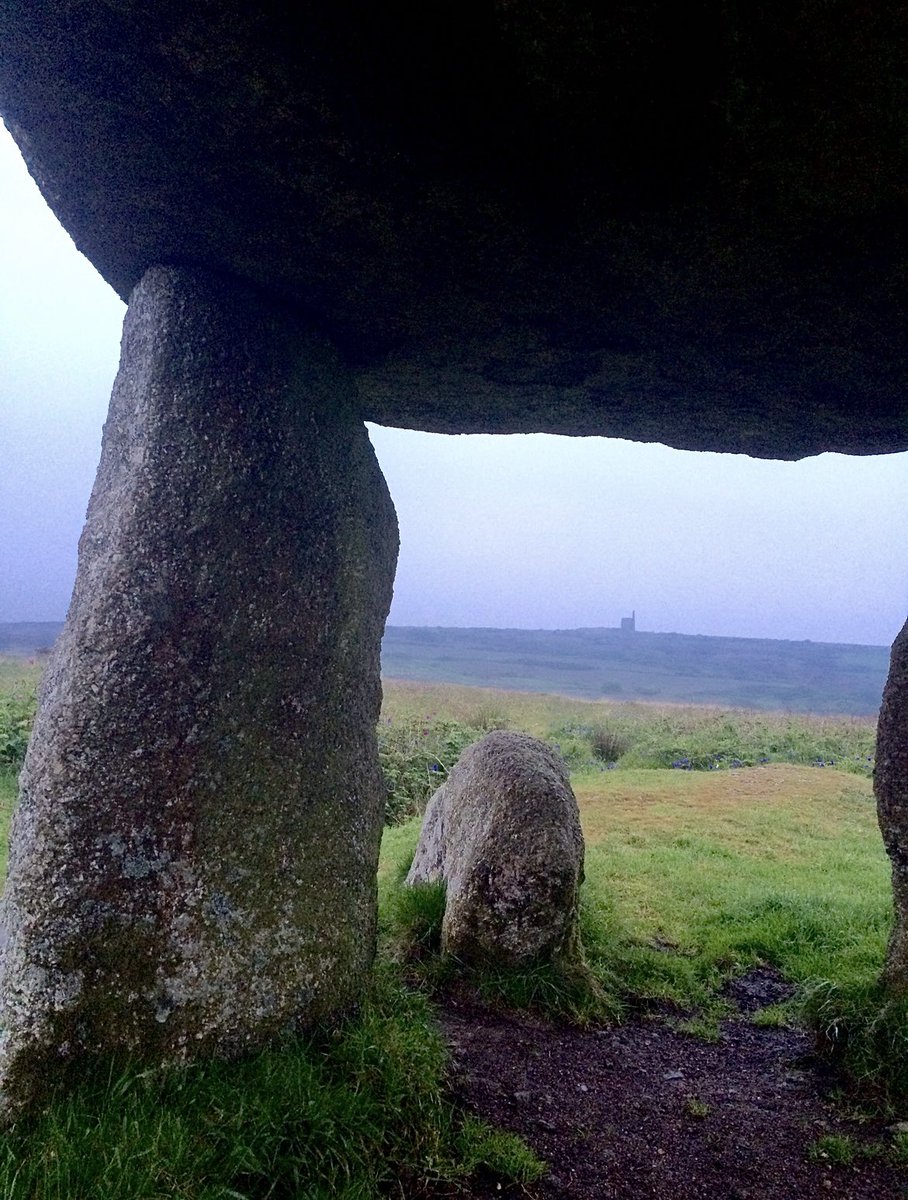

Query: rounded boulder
[406,731,584,968]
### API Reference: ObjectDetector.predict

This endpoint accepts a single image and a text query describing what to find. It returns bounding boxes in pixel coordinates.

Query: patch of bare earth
[437,970,907,1199]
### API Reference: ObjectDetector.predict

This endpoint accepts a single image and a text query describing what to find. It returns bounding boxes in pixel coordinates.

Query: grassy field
[378,680,876,825]
[378,681,900,1094]
[0,660,904,1194]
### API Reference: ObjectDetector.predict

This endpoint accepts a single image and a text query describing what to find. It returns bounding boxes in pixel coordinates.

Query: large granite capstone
[0,3,905,456]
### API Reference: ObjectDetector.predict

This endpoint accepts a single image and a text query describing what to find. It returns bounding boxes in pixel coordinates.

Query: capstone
[0,4,906,456]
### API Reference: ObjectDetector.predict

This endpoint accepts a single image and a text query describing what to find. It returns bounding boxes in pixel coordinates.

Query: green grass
[0,666,38,771]
[809,1133,861,1164]
[573,768,889,994]
[378,735,904,1103]
[381,680,876,783]
[806,1131,908,1167]
[0,966,544,1199]
[1,659,906,1189]
[0,768,17,881]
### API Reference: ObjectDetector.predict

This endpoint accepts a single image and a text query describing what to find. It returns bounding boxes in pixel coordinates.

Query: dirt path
[438,971,907,1199]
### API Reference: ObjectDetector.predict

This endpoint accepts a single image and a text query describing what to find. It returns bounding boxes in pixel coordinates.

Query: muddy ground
[437,969,908,1199]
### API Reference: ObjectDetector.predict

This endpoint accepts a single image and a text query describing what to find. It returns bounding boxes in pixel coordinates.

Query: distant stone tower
[620,611,636,633]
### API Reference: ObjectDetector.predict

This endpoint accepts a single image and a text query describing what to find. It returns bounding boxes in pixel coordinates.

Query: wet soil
[437,969,908,1199]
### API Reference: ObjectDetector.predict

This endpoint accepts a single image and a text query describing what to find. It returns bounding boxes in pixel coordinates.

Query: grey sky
[1,126,906,646]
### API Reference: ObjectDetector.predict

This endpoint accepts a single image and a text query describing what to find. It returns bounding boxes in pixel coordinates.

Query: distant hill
[381,626,890,716]
[0,623,61,657]
[1,621,890,716]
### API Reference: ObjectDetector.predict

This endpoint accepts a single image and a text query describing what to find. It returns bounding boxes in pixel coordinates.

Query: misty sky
[1,125,906,646]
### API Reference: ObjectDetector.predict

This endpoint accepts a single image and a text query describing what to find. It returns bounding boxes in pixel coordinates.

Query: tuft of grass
[0,964,544,1198]
[669,1006,733,1041]
[456,1114,545,1182]
[751,1002,796,1029]
[684,1096,710,1118]
[810,1133,858,1164]
[384,877,447,963]
[808,1132,892,1165]
[472,954,622,1026]
[802,977,908,1110]
[588,723,630,763]
[892,1131,908,1164]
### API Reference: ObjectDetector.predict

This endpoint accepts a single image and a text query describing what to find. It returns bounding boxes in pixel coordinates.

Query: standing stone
[406,731,585,968]
[0,266,398,1112]
[876,617,908,992]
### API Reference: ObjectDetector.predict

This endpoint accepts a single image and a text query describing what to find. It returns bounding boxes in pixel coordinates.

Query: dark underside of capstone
[1,2,906,457]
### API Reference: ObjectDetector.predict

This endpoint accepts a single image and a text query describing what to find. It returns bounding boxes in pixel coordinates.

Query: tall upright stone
[0,266,398,1111]
[876,617,908,992]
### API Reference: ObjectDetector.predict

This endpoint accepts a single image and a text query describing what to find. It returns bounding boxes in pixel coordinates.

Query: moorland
[1,621,891,716]
[382,625,891,715]
[0,658,905,1197]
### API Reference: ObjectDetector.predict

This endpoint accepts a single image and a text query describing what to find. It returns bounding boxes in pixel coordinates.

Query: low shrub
[466,701,510,733]
[617,711,875,776]
[545,721,631,770]
[587,723,631,763]
[0,686,36,769]
[378,716,484,825]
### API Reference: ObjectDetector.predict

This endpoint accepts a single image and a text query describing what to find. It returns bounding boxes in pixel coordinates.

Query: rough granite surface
[876,618,908,991]
[407,732,585,968]
[0,4,906,455]
[0,265,399,1112]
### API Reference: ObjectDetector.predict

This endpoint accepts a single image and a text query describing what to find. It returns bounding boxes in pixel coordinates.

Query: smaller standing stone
[876,616,908,992]
[406,731,585,968]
